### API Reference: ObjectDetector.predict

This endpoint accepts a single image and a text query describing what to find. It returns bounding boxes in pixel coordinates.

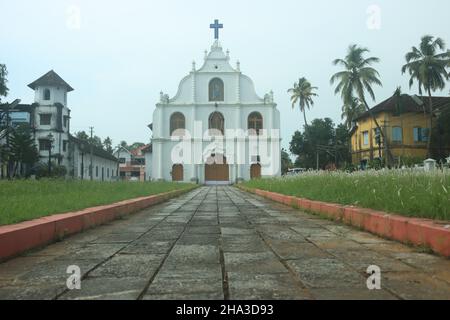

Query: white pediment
[159,41,268,105]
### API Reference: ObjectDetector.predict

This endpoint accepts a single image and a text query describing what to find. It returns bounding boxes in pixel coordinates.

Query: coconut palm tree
[288,77,318,127]
[330,44,393,165]
[401,35,450,157]
[341,97,365,129]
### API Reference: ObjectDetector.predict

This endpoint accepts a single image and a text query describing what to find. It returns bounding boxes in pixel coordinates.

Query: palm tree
[288,77,318,127]
[330,44,393,164]
[401,35,450,157]
[341,97,365,129]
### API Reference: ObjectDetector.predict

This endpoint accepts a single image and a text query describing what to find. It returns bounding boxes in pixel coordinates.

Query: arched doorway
[172,164,183,181]
[205,154,229,184]
[250,164,261,179]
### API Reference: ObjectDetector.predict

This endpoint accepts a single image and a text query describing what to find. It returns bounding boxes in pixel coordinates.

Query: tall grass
[243,170,450,221]
[0,180,195,225]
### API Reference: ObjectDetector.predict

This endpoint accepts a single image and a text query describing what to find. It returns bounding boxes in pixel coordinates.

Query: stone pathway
[0,186,449,300]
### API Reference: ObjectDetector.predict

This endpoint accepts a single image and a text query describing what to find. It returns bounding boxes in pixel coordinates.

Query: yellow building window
[362,131,369,145]
[392,127,403,143]
[413,127,429,142]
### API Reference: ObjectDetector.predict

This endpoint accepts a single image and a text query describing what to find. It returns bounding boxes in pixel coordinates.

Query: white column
[236,105,243,182]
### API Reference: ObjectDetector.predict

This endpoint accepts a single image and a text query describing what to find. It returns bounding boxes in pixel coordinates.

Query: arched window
[248,112,263,135]
[43,89,51,100]
[209,78,224,101]
[170,112,185,136]
[209,112,224,135]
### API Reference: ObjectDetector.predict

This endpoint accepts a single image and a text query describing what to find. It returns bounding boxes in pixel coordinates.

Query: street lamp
[47,133,54,175]
[79,142,85,180]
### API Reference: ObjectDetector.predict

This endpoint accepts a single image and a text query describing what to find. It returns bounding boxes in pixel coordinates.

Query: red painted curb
[0,187,195,262]
[238,186,450,258]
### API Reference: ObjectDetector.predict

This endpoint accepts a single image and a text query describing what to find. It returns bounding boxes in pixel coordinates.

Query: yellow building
[351,94,450,167]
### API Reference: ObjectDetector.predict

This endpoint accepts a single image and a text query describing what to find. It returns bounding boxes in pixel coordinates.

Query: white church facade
[148,23,281,184]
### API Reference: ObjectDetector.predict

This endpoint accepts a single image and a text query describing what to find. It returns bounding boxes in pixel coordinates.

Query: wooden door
[172,164,183,181]
[250,164,261,179]
[205,155,229,181]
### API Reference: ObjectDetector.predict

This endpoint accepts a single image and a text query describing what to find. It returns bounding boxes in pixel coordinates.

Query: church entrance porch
[204,154,230,185]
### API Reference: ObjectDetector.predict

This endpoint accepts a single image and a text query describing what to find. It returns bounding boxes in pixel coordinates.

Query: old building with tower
[0,70,118,180]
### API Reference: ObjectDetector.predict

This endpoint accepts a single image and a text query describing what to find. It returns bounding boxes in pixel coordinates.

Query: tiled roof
[130,144,151,156]
[28,70,74,92]
[356,95,450,120]
[69,135,118,162]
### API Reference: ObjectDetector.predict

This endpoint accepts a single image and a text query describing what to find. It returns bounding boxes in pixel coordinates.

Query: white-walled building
[28,70,72,169]
[148,33,281,184]
[69,136,118,181]
[143,144,153,181]
[0,70,118,180]
[113,145,149,181]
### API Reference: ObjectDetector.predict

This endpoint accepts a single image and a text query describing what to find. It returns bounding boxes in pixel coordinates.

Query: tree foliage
[287,77,318,127]
[431,105,450,162]
[330,44,394,165]
[8,124,39,177]
[401,35,450,157]
[281,148,293,175]
[74,130,109,150]
[0,64,8,102]
[103,137,113,154]
[289,118,351,169]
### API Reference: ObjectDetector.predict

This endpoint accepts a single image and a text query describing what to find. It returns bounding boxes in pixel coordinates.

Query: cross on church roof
[209,19,223,40]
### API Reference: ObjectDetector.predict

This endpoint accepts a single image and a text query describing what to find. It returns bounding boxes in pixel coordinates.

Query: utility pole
[334,128,338,168]
[89,126,94,181]
[116,144,121,181]
[316,150,319,171]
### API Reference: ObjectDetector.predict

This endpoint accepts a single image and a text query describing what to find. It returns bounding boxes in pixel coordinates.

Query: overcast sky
[1,0,449,152]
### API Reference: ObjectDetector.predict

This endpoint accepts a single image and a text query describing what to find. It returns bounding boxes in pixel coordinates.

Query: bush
[399,156,425,167]
[33,162,67,178]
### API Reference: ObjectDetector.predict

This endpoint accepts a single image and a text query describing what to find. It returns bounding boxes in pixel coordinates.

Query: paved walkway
[1,186,449,300]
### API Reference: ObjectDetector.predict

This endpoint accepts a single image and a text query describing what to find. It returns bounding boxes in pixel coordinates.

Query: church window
[209,112,224,135]
[209,78,224,101]
[248,112,263,135]
[40,114,51,125]
[43,89,51,100]
[170,112,185,136]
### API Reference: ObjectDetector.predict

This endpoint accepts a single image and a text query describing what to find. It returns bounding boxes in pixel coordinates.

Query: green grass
[0,180,196,226]
[242,170,450,221]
